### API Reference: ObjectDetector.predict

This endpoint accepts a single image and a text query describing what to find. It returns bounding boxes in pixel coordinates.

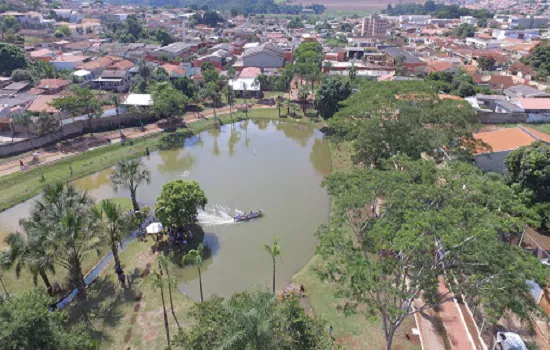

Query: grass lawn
[67,237,194,349]
[291,139,422,350]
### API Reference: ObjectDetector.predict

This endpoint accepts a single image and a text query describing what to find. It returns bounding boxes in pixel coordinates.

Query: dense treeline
[319,80,550,350]
[383,0,494,19]
[111,0,325,15]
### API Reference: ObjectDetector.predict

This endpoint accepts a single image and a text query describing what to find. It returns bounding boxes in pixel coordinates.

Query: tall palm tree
[151,270,170,347]
[111,95,121,131]
[262,237,280,293]
[110,158,151,213]
[30,183,100,300]
[219,291,285,349]
[182,244,205,302]
[137,58,151,81]
[1,221,56,295]
[276,99,283,118]
[159,255,180,329]
[92,199,126,272]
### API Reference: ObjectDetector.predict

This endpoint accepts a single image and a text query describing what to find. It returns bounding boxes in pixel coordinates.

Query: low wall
[0,113,157,157]
[478,111,550,124]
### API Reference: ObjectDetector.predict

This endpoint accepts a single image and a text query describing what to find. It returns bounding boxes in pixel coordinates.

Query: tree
[173,290,331,350]
[315,77,352,119]
[297,84,309,114]
[155,180,207,229]
[10,69,31,82]
[0,42,27,75]
[151,270,171,347]
[54,25,71,38]
[151,83,188,121]
[28,183,100,300]
[36,112,59,136]
[452,23,476,38]
[50,87,103,136]
[254,74,269,93]
[173,76,197,99]
[159,254,180,328]
[0,290,95,350]
[478,55,496,71]
[154,28,174,46]
[329,81,480,167]
[318,157,547,350]
[92,199,127,273]
[262,237,280,293]
[110,158,151,213]
[12,112,33,142]
[182,244,205,302]
[1,220,56,295]
[276,99,283,117]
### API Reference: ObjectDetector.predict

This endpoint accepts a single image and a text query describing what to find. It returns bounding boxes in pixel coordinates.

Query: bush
[157,129,193,149]
[10,68,32,82]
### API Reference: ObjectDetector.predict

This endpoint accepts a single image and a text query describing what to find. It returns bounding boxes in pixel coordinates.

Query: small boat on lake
[234,210,263,222]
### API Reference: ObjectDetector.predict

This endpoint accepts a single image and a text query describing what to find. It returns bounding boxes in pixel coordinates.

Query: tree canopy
[0,290,95,350]
[328,81,480,167]
[173,290,331,350]
[315,77,352,119]
[0,42,27,76]
[155,180,207,229]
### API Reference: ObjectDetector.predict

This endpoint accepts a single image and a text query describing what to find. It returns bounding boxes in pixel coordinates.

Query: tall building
[361,15,390,37]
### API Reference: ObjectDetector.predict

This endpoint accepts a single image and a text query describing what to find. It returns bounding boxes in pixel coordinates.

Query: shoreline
[0,109,320,213]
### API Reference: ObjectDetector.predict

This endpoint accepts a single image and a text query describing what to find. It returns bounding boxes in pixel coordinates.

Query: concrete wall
[0,113,155,157]
[474,150,511,173]
[477,111,550,124]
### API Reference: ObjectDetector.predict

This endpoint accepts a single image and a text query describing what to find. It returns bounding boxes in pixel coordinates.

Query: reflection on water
[0,121,332,301]
[157,149,196,174]
[73,168,112,192]
[310,138,332,177]
[275,121,315,147]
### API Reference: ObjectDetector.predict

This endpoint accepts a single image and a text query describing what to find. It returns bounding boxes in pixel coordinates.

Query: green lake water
[0,120,331,300]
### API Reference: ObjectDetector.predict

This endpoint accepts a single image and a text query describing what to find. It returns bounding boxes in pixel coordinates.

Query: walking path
[0,104,272,178]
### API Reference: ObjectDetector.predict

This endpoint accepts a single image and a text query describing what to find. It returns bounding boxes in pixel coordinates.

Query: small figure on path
[69,165,73,176]
[19,160,24,169]
[145,147,150,156]
[329,325,334,340]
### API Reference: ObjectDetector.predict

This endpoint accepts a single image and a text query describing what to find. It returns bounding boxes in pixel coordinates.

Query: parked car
[496,332,528,350]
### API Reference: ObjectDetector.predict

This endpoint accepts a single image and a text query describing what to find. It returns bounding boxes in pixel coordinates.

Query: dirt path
[0,104,274,178]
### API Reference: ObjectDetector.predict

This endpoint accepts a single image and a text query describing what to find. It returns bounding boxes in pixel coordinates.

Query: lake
[0,119,331,300]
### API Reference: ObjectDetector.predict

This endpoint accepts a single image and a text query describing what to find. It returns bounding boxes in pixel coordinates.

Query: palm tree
[1,221,56,295]
[137,58,151,81]
[159,255,180,329]
[151,269,170,347]
[219,291,284,349]
[285,99,291,115]
[111,95,121,131]
[182,244,205,302]
[92,199,126,272]
[30,183,100,300]
[110,158,151,213]
[298,85,309,115]
[262,237,280,293]
[276,99,283,118]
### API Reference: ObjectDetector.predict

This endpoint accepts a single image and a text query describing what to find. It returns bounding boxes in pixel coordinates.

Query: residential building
[151,42,194,59]
[361,15,391,37]
[51,55,89,71]
[473,127,550,173]
[504,86,550,99]
[241,42,285,69]
[91,70,131,92]
[33,79,71,95]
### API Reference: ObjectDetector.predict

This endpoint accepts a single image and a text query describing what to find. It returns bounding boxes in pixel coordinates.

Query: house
[473,126,550,173]
[107,59,134,71]
[160,64,187,79]
[382,47,427,74]
[228,78,261,98]
[26,94,60,114]
[91,70,131,92]
[77,57,114,77]
[0,82,31,94]
[242,42,285,69]
[34,79,71,95]
[472,94,507,111]
[151,42,194,59]
[30,48,58,61]
[504,85,550,99]
[473,75,515,92]
[51,55,89,71]
[513,98,550,113]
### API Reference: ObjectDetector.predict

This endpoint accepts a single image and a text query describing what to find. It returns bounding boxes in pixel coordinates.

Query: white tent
[146,222,163,234]
[122,93,153,106]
